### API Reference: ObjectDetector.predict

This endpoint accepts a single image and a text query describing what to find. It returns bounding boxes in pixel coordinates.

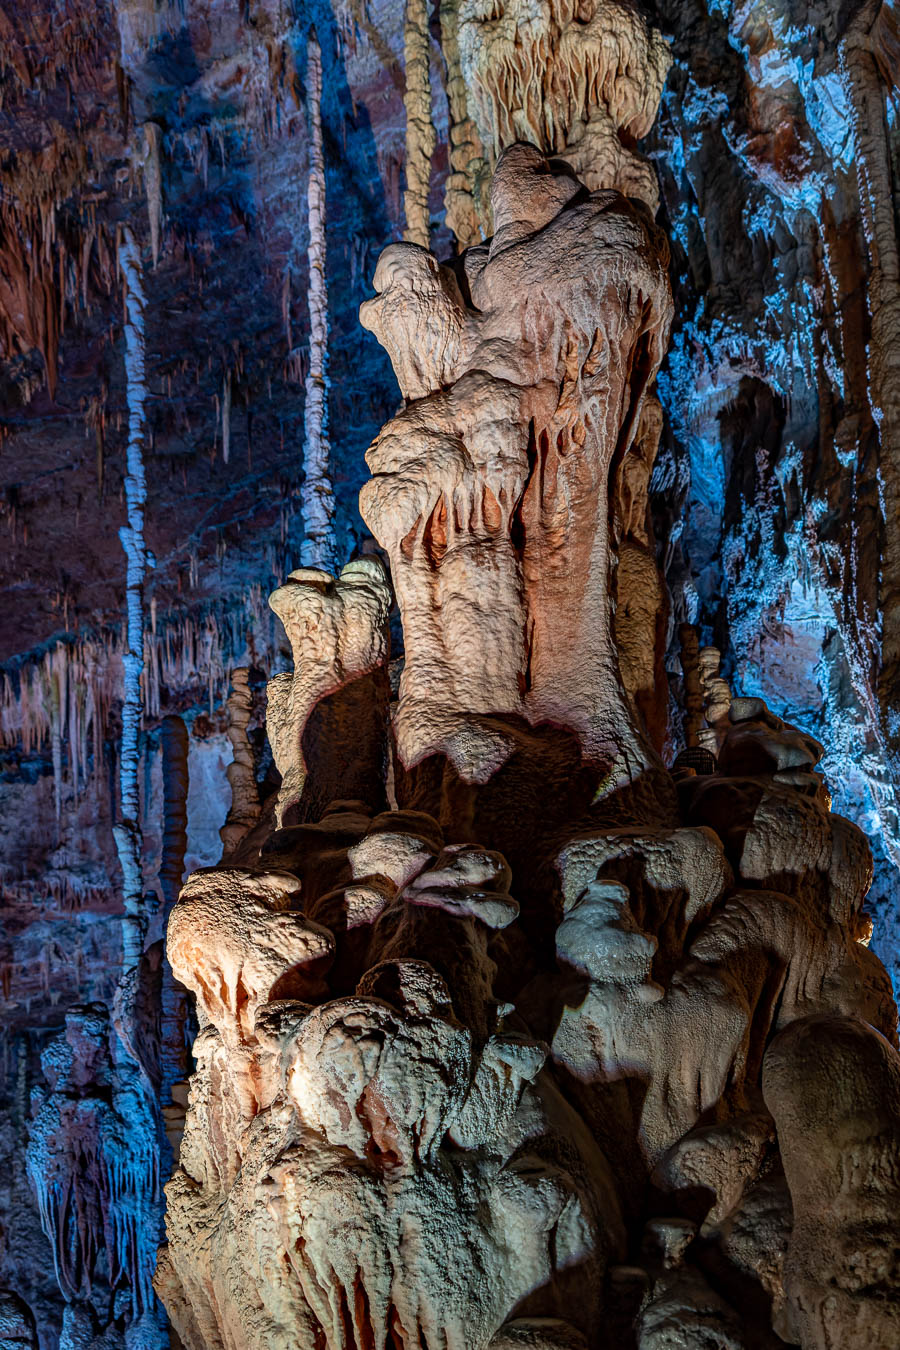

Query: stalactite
[839,2,900,748]
[115,228,149,971]
[1,588,278,783]
[143,122,164,268]
[301,29,336,571]
[222,369,232,464]
[402,0,436,248]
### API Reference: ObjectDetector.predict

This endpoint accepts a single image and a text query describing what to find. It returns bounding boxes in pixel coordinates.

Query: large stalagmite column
[156,9,900,1350]
[360,145,673,828]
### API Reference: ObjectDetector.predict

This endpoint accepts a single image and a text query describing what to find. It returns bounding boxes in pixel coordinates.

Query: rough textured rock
[0,1292,37,1350]
[266,558,392,826]
[763,1013,900,1348]
[361,143,673,847]
[2,0,900,1345]
[156,138,900,1350]
[458,0,671,214]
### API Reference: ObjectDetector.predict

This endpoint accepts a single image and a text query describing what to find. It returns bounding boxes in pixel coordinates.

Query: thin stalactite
[301,29,336,571]
[114,226,149,971]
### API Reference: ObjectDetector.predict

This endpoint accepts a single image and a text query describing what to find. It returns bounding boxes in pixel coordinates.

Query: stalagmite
[301,30,336,571]
[115,227,149,970]
[402,0,436,248]
[360,144,673,854]
[266,558,392,826]
[220,669,261,859]
[152,11,900,1350]
[839,2,900,759]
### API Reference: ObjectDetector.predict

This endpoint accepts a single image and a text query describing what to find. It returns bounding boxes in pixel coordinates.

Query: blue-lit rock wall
[644,0,900,993]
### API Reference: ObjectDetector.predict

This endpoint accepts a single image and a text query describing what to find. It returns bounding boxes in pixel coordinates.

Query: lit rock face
[361,144,673,837]
[158,808,623,1350]
[266,558,392,826]
[158,148,900,1350]
[457,0,671,213]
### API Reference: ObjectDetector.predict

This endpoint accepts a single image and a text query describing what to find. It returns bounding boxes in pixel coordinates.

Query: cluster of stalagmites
[155,146,900,1350]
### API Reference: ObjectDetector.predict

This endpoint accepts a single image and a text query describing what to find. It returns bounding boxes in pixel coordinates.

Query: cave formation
[1,1,900,1349]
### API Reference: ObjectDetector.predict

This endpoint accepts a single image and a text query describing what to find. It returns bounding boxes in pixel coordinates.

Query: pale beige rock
[697,646,732,735]
[267,557,391,825]
[161,960,625,1350]
[557,825,732,965]
[552,877,748,1169]
[701,1174,792,1330]
[167,867,332,1046]
[763,1014,900,1350]
[402,0,436,248]
[718,696,824,780]
[361,145,673,808]
[158,128,900,1350]
[457,0,670,213]
[219,667,261,859]
[651,1112,776,1227]
[551,733,895,1177]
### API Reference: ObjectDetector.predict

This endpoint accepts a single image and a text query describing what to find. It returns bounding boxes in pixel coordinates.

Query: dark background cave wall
[0,0,898,1343]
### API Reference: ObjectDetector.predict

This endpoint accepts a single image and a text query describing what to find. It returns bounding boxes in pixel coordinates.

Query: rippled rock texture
[158,144,900,1350]
[1,0,899,1345]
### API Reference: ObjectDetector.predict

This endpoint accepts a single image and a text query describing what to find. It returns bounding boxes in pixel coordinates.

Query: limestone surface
[157,142,900,1350]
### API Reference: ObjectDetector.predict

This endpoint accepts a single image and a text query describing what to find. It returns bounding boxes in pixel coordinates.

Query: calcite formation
[157,141,900,1350]
[457,0,671,215]
[360,144,672,839]
[266,559,392,827]
[25,1005,161,1341]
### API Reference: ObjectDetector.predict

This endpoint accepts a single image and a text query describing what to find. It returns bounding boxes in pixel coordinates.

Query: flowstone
[156,148,900,1350]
